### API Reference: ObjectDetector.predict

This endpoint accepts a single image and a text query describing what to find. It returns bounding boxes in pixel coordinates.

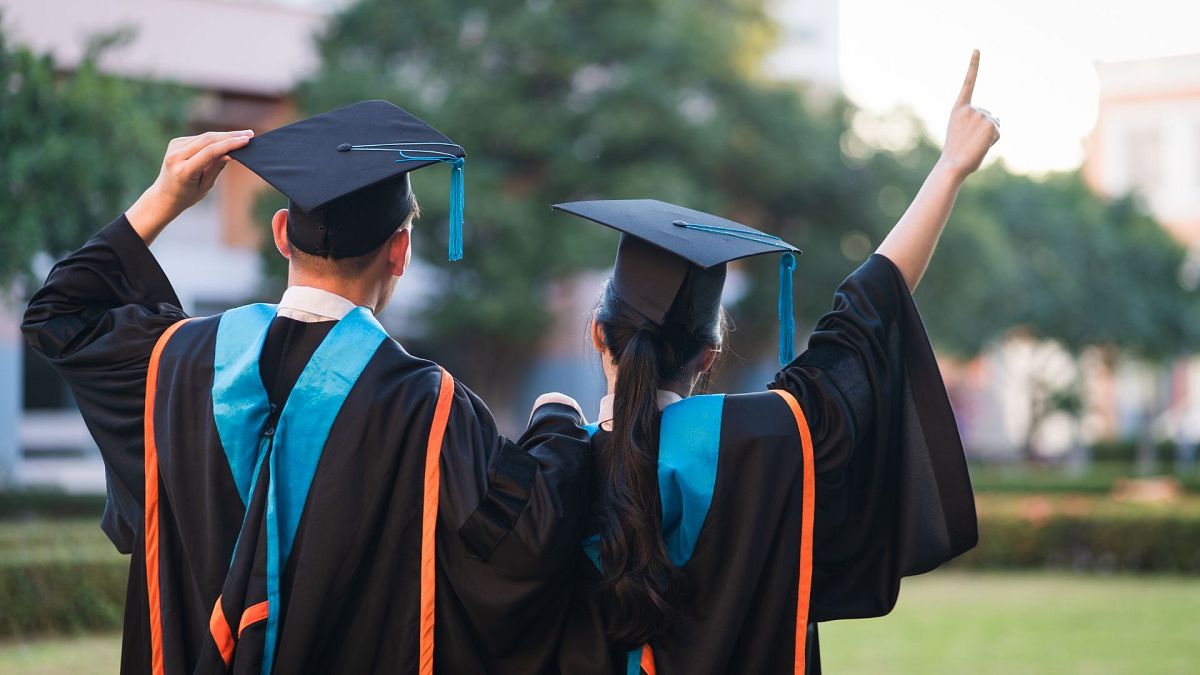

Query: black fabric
[22,214,593,675]
[230,100,460,213]
[553,199,798,326]
[229,99,458,258]
[23,215,187,553]
[258,316,336,421]
[774,254,978,621]
[458,438,539,561]
[557,253,977,674]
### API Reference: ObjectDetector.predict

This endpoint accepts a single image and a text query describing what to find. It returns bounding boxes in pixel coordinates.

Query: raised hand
[939,50,1000,179]
[875,50,1002,290]
[126,130,254,244]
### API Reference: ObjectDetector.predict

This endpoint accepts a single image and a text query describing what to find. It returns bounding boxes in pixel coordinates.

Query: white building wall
[764,0,841,87]
[0,0,335,490]
[1090,54,1200,243]
[1084,54,1200,456]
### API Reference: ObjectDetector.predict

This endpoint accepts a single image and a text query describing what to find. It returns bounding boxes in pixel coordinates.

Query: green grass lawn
[2,571,1196,674]
[0,633,121,675]
[821,572,1200,674]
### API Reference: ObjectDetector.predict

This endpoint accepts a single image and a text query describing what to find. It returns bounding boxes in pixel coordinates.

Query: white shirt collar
[277,286,360,323]
[595,389,683,431]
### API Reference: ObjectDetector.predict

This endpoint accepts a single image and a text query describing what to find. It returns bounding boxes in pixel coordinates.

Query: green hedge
[0,557,126,637]
[968,462,1200,494]
[0,490,106,521]
[954,495,1200,573]
[1089,439,1181,464]
[0,518,126,637]
[1,496,1198,638]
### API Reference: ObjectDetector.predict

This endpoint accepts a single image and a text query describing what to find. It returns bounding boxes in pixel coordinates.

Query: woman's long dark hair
[594,280,724,646]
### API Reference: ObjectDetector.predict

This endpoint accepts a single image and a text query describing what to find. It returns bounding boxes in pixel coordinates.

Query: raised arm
[21,129,252,551]
[876,50,1000,291]
[767,55,992,616]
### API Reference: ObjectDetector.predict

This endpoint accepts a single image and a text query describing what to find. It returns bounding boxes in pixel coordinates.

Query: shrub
[953,494,1200,573]
[0,557,127,637]
[0,490,106,521]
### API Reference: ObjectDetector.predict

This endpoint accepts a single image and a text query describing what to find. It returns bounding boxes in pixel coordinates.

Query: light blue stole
[211,303,388,675]
[581,394,726,674]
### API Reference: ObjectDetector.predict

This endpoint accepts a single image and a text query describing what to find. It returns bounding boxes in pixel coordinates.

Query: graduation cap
[552,199,801,365]
[230,99,466,261]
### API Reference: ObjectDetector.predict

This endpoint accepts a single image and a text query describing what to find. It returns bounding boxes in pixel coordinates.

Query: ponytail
[598,327,680,645]
[594,282,724,646]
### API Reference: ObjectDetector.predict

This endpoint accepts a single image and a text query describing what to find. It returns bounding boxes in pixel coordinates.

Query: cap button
[336,143,352,152]
[672,220,689,227]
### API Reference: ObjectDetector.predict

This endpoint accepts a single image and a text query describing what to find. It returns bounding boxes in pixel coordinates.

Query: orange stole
[144,318,194,675]
[419,368,456,675]
[771,388,816,674]
[208,595,270,668]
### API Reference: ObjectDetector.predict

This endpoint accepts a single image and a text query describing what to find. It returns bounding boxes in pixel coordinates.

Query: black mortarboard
[230,99,466,260]
[552,198,802,364]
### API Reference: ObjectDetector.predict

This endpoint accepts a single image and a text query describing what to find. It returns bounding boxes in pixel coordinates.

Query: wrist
[125,186,178,244]
[933,155,971,185]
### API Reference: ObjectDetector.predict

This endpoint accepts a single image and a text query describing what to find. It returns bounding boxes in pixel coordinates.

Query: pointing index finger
[956,49,980,108]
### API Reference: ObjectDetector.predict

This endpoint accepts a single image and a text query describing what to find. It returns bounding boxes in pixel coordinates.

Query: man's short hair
[288,199,420,278]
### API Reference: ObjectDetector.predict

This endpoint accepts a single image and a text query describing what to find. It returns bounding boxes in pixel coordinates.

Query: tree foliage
[300,0,875,386]
[297,0,1198,394]
[0,23,190,289]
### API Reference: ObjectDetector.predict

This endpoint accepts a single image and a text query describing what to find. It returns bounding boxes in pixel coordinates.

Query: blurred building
[1085,53,1200,244]
[1083,53,1200,459]
[764,0,841,88]
[0,0,340,489]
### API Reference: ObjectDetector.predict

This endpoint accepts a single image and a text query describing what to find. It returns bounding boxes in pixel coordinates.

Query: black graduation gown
[22,215,593,674]
[556,254,978,674]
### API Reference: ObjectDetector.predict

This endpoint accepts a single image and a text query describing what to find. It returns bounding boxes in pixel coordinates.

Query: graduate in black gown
[539,52,999,674]
[22,101,593,674]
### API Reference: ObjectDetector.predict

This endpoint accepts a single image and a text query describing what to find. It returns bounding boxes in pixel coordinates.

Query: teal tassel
[448,157,465,261]
[778,252,796,366]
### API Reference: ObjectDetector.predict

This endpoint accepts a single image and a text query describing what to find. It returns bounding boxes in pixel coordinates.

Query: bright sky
[838,0,1200,174]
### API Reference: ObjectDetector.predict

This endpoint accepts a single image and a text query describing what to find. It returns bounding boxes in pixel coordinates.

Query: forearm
[125,187,179,245]
[875,159,966,292]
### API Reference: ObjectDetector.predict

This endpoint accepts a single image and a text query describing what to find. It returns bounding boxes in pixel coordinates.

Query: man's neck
[286,271,376,312]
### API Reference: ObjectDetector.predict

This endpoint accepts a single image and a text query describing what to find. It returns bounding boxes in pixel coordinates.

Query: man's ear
[386,228,411,277]
[271,209,290,259]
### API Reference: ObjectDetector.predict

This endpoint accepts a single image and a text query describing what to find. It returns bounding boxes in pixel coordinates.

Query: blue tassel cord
[339,142,466,261]
[448,157,464,261]
[674,221,798,366]
[778,252,796,366]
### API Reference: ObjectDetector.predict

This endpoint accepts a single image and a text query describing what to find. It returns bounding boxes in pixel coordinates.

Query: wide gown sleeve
[435,383,593,668]
[770,253,977,621]
[21,215,187,552]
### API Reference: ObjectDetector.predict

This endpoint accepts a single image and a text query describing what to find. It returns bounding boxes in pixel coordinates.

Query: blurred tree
[0,23,190,290]
[956,170,1199,459]
[299,1,1198,432]
[296,0,867,402]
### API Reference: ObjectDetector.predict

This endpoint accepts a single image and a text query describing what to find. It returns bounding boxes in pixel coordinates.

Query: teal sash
[581,394,724,569]
[580,395,726,672]
[211,304,388,675]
